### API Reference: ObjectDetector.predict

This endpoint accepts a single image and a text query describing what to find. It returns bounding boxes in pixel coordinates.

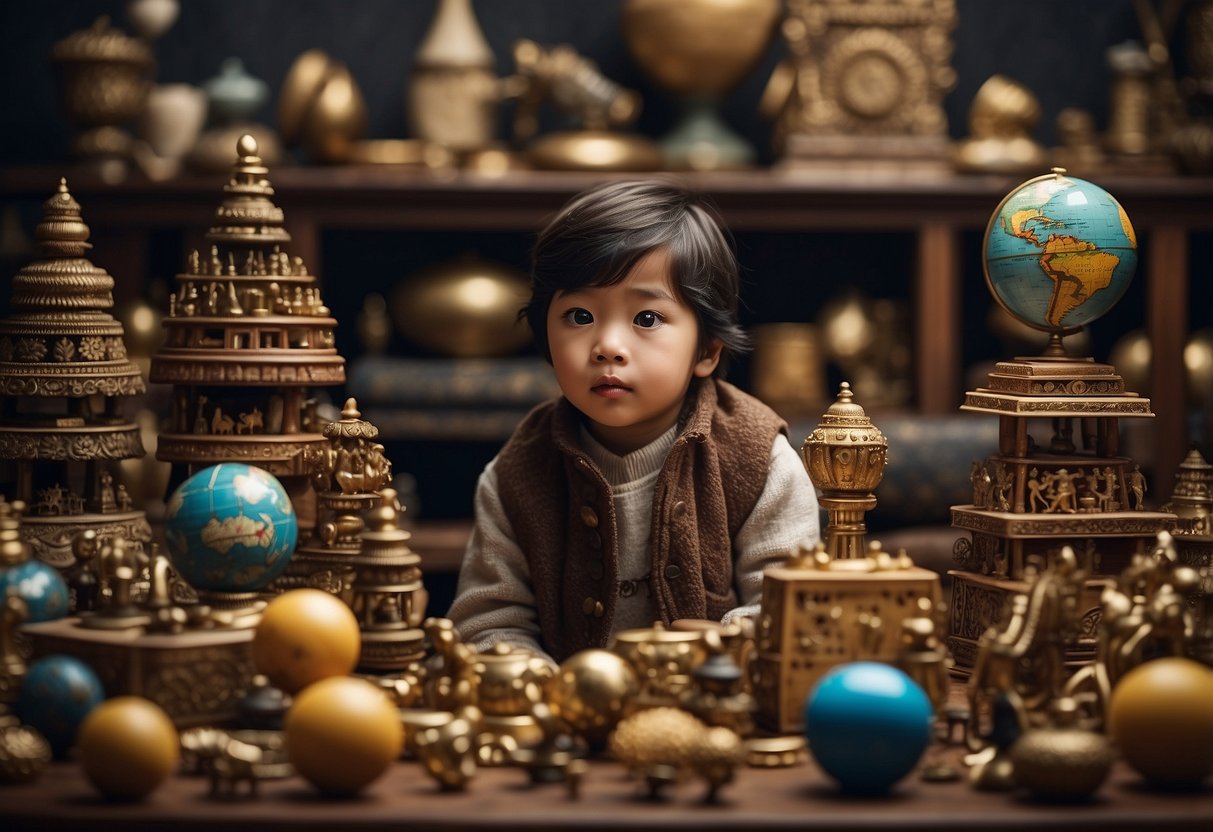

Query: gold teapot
[611,621,708,706]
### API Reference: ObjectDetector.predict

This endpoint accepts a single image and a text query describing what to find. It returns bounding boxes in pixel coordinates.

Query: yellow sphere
[284,676,403,795]
[546,648,638,745]
[1108,657,1213,788]
[252,589,360,693]
[77,697,179,800]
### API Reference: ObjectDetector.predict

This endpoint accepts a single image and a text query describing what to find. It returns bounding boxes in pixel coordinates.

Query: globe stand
[661,95,754,171]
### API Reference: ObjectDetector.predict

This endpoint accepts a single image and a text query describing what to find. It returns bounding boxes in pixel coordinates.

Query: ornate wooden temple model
[0,180,152,571]
[148,135,345,521]
[281,397,427,671]
[752,383,941,732]
[946,352,1177,676]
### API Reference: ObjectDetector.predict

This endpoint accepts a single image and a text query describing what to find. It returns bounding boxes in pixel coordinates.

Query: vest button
[671,500,687,518]
[582,596,597,615]
[594,601,605,618]
[580,505,599,527]
[664,564,682,579]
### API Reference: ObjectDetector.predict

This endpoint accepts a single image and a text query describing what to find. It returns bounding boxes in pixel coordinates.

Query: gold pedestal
[23,617,254,727]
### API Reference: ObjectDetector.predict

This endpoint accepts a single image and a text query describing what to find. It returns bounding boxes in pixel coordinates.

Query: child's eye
[634,310,662,328]
[564,308,593,325]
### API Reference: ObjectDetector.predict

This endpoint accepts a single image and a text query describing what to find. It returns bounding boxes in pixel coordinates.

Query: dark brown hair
[524,179,748,377]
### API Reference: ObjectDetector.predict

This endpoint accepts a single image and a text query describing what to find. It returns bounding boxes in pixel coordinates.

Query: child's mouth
[592,384,630,398]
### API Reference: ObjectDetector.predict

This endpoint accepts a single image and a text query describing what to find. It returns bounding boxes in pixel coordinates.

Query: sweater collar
[550,377,717,460]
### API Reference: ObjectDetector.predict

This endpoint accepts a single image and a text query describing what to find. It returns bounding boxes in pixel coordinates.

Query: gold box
[23,618,254,727]
[752,562,940,733]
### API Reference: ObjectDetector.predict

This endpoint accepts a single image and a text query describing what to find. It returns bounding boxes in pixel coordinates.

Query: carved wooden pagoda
[946,337,1177,675]
[148,135,345,524]
[0,179,151,573]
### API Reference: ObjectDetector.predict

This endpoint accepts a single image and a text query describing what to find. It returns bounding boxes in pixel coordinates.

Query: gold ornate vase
[621,0,780,169]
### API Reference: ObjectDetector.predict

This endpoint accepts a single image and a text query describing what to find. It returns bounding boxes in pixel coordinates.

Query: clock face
[837,51,904,118]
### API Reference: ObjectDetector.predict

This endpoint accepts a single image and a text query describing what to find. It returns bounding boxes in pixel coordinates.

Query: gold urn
[51,16,153,166]
[800,382,888,559]
[621,0,781,168]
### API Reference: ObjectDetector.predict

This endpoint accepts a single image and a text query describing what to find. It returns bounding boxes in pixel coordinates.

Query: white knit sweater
[447,426,821,663]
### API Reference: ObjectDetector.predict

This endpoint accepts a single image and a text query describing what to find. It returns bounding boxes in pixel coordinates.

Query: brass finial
[34,178,91,258]
[207,135,289,247]
[237,133,260,161]
[0,501,31,568]
[800,382,888,559]
[323,396,379,441]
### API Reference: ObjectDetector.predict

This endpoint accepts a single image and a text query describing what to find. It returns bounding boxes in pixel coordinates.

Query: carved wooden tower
[0,180,152,573]
[149,135,345,526]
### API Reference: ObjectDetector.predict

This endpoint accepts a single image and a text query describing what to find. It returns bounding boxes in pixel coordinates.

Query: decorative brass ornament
[1009,696,1113,801]
[407,0,502,159]
[276,50,367,165]
[472,642,556,764]
[0,711,51,785]
[608,706,745,802]
[545,648,638,747]
[610,620,707,709]
[751,540,940,733]
[509,39,661,172]
[51,16,153,173]
[800,382,887,560]
[954,75,1050,175]
[389,255,532,359]
[621,0,782,169]
[0,180,152,576]
[767,0,957,169]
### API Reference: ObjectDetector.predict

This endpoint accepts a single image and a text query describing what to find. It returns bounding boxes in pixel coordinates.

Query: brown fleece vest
[494,378,786,663]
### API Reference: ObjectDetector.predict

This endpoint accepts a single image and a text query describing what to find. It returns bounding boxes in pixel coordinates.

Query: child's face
[546,248,722,456]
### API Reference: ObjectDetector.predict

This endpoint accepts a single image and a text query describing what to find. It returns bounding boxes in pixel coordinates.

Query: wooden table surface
[4,748,1210,831]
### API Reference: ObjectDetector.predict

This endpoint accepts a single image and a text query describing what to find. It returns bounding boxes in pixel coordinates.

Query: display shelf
[2,165,1210,489]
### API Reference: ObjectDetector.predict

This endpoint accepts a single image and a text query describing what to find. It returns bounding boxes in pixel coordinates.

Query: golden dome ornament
[800,382,888,560]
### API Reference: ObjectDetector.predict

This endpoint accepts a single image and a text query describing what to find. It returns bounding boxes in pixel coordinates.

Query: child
[447,180,820,663]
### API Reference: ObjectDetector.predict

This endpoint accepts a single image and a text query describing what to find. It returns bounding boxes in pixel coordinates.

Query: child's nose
[594,329,627,363]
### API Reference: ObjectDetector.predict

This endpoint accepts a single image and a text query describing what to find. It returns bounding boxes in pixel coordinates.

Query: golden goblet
[621,0,781,169]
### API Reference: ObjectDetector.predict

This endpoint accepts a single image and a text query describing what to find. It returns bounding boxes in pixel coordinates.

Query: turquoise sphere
[0,559,70,622]
[804,661,934,793]
[984,172,1137,333]
[16,654,105,758]
[164,464,298,592]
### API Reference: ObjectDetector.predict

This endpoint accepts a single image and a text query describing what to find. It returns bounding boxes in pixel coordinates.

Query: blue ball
[0,559,70,622]
[16,654,105,758]
[804,661,934,793]
[164,464,298,592]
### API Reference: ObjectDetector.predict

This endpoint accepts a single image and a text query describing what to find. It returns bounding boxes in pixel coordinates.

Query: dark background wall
[0,0,1150,165]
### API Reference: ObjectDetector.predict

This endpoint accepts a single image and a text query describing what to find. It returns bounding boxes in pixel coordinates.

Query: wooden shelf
[3,165,1210,487]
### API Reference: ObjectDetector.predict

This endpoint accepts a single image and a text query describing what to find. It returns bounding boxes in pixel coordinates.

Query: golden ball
[284,676,403,795]
[77,697,179,800]
[546,648,638,745]
[252,589,360,694]
[1108,657,1213,789]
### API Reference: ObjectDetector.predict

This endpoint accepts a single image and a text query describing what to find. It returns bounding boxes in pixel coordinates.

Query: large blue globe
[804,661,934,793]
[16,654,105,758]
[164,464,298,592]
[984,171,1137,333]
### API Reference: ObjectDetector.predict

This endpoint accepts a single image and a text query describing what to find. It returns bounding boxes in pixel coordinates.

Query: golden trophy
[621,0,781,169]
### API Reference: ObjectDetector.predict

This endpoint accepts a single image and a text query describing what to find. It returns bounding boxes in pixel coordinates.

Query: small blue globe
[804,661,934,794]
[164,464,298,592]
[16,654,105,758]
[0,559,70,622]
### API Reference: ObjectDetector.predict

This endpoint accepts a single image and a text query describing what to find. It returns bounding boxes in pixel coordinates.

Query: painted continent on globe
[984,173,1137,332]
